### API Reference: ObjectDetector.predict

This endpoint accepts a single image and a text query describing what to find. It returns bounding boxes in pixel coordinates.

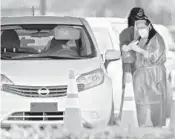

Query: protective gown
[133,33,167,127]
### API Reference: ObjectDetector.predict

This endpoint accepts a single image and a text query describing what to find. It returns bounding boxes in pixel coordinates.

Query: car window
[91,27,114,54]
[1,25,96,60]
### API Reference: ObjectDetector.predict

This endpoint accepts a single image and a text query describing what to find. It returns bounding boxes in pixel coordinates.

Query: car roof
[1,16,83,26]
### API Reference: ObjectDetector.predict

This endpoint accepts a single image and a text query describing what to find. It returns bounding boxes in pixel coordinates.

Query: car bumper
[1,77,113,127]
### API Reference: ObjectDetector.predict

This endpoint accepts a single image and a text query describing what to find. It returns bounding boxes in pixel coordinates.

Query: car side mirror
[105,50,120,61]
[104,50,121,69]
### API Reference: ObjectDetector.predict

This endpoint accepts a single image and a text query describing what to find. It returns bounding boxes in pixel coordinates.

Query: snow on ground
[1,124,174,139]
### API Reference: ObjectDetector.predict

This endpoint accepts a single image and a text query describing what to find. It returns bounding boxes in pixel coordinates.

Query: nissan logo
[38,87,50,96]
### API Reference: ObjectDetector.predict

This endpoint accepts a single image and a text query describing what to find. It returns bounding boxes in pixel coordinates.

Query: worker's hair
[128,7,146,27]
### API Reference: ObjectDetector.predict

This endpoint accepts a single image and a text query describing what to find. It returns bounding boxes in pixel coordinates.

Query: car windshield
[91,27,114,54]
[1,24,96,60]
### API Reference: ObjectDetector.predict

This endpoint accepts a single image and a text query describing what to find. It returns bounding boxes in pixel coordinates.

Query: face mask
[138,28,149,38]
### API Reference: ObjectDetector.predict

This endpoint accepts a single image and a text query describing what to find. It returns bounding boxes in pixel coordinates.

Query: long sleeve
[146,34,166,64]
[119,27,135,64]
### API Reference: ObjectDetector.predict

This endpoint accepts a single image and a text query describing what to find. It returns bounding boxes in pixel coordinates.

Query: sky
[2,0,174,11]
[148,0,175,14]
[1,0,39,8]
[1,0,175,24]
[1,0,175,15]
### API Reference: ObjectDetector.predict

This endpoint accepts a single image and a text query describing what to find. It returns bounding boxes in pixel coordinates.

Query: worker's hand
[129,40,139,50]
[143,51,149,58]
[122,45,131,52]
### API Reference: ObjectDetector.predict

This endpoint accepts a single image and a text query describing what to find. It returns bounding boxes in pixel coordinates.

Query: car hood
[1,58,102,86]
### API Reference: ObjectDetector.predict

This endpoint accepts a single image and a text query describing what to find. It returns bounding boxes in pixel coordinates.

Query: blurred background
[1,0,175,26]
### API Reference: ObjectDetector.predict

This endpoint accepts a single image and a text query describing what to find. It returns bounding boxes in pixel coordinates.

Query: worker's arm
[131,44,145,54]
[129,40,149,58]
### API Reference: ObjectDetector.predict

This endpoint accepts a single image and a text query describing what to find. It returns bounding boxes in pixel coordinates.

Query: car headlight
[1,74,14,90]
[77,68,104,92]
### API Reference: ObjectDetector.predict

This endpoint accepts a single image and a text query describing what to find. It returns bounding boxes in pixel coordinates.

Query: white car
[1,16,121,127]
[86,17,174,118]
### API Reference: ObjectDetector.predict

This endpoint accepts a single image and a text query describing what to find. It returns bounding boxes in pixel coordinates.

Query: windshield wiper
[1,55,12,60]
[9,54,84,60]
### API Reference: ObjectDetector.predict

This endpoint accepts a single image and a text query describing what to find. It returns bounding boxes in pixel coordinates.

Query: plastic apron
[133,33,167,127]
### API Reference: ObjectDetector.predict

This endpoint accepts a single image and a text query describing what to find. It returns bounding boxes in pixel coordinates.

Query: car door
[90,25,123,115]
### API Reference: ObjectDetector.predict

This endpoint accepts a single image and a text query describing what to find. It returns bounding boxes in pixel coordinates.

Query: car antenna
[32,6,35,16]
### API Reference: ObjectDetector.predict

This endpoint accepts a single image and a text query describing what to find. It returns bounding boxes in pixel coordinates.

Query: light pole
[32,6,35,16]
[40,0,46,15]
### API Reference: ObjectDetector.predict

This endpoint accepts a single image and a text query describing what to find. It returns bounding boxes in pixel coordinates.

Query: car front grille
[7,112,64,121]
[2,85,67,97]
